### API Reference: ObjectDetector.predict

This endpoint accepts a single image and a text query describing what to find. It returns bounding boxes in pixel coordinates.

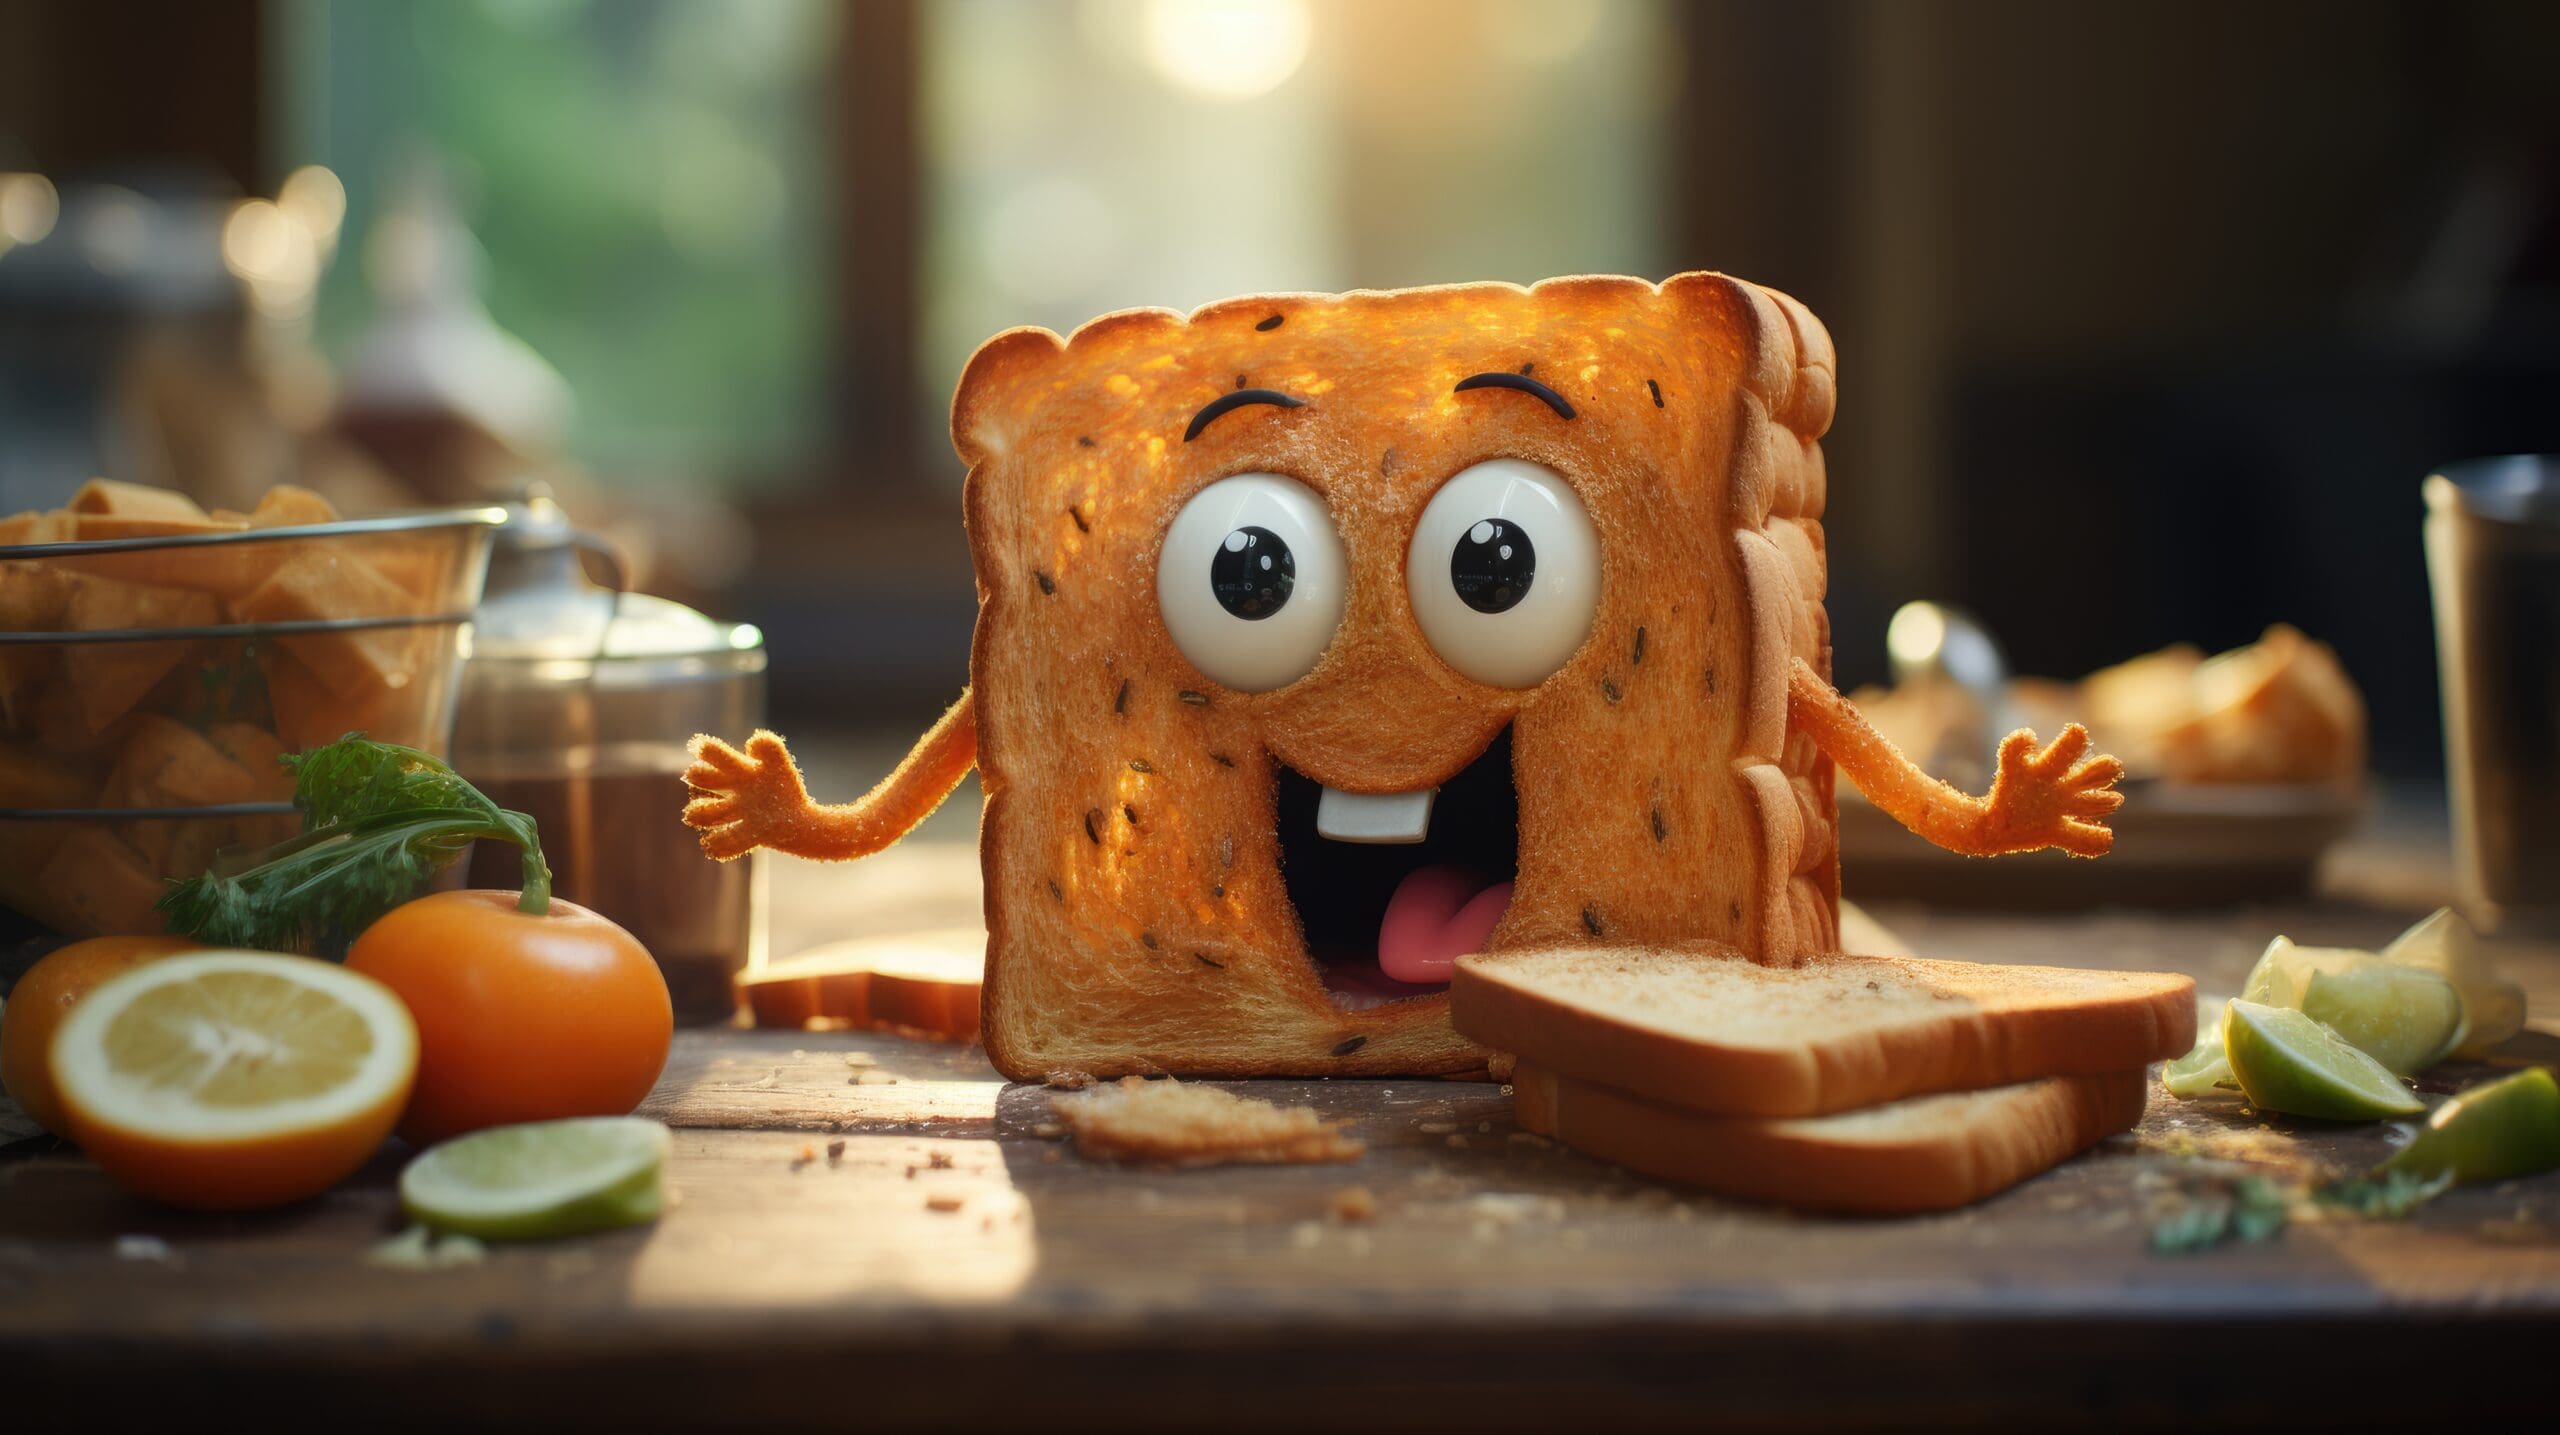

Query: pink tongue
[1377,864,1513,986]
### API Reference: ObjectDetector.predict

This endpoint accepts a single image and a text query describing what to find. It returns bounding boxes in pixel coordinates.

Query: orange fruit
[50,951,418,1210]
[1,934,198,1136]
[346,891,671,1146]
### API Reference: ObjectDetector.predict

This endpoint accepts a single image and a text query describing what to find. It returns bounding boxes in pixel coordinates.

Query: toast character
[683,273,2121,1080]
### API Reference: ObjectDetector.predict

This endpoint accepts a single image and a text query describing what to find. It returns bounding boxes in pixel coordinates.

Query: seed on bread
[1113,679,1129,714]
[1331,1035,1368,1057]
[1033,569,1055,595]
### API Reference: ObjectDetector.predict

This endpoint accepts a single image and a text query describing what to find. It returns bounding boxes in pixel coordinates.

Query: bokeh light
[1140,0,1311,100]
[0,172,61,251]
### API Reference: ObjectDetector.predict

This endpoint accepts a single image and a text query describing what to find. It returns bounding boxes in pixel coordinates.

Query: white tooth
[1316,785,1435,844]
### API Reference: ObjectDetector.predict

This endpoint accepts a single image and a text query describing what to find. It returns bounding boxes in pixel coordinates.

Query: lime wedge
[400,1117,671,1240]
[2240,934,2368,1008]
[2223,999,2424,1121]
[2382,1067,2560,1184]
[2379,908,2526,1059]
[2299,965,2466,1076]
[2162,1016,2236,1098]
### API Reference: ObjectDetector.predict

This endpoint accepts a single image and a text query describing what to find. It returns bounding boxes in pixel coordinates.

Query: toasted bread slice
[1454,947,2192,1118]
[956,273,1838,1081]
[1512,1060,2145,1213]
[742,928,982,1039]
[1051,1075,1364,1167]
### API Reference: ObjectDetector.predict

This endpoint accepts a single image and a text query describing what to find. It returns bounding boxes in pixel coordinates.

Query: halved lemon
[50,951,418,1211]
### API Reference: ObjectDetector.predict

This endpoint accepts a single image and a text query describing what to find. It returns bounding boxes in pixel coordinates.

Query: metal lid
[2426,455,2560,527]
[467,495,763,683]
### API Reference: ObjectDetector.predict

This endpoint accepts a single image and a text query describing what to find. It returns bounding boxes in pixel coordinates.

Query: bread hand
[1976,724,2124,858]
[682,731,814,861]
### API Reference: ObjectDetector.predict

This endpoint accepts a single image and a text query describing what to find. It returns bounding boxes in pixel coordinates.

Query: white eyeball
[1406,458,1600,689]
[1157,473,1348,692]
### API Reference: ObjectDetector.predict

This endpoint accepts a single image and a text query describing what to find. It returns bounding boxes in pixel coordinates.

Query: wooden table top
[6,806,2559,1432]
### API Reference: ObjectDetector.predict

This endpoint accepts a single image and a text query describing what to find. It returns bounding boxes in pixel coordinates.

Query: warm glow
[1886,601,1949,672]
[222,197,322,316]
[277,164,347,245]
[1141,0,1311,100]
[0,172,60,249]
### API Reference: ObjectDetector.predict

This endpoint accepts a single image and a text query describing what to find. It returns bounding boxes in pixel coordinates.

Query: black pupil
[1210,526,1294,620]
[1450,519,1535,614]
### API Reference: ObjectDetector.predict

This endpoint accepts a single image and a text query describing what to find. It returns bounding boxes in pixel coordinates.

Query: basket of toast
[1,479,504,936]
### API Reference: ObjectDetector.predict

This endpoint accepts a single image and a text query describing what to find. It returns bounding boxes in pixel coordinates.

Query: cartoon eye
[1407,458,1600,688]
[1157,473,1348,692]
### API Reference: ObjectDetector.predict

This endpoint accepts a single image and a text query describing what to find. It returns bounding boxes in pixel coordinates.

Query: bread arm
[682,691,977,861]
[1785,658,2122,858]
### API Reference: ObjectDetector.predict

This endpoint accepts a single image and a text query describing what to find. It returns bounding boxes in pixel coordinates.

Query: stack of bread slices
[1451,948,2196,1213]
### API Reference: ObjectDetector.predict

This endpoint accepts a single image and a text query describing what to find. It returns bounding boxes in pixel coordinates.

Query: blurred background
[2,0,2555,774]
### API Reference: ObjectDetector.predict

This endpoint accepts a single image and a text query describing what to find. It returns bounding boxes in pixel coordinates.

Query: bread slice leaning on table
[1511,1062,2149,1215]
[1452,946,2194,1118]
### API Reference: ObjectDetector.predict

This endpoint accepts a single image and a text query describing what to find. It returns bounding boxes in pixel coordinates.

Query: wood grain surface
[4,823,2557,1432]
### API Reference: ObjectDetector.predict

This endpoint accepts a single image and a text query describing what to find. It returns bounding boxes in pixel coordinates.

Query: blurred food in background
[1854,623,2368,790]
[0,479,499,936]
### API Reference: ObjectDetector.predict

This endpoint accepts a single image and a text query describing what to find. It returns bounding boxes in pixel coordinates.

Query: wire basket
[1,507,507,936]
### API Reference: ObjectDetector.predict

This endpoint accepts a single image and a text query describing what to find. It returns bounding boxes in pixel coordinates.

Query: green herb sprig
[157,734,550,954]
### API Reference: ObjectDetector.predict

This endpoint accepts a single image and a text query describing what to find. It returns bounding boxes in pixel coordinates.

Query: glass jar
[451,498,766,1022]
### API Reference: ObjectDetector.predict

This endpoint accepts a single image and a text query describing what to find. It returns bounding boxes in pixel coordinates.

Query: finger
[2034,724,2089,772]
[2066,787,2125,818]
[1996,728,2037,773]
[2068,754,2125,789]
[2055,819,2114,858]
[682,762,739,793]
[684,793,744,826]
[687,739,753,780]
[699,824,756,862]
[743,732,799,773]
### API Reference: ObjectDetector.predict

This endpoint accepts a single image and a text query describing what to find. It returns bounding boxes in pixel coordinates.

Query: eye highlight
[1158,474,1347,692]
[1407,459,1599,689]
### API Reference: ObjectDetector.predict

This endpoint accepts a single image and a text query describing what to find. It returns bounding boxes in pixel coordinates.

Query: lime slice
[2382,1067,2560,1184]
[2299,965,2466,1076]
[2223,999,2424,1121]
[400,1117,671,1240]
[2162,1018,2236,1098]
[2379,908,2526,1059]
[2240,935,2368,1008]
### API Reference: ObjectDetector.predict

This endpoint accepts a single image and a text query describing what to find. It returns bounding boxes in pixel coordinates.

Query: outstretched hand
[682,731,816,861]
[1975,724,2124,858]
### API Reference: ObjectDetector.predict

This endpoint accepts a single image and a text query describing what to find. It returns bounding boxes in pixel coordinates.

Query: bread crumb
[366,1225,485,1270]
[790,1143,817,1172]
[1476,1121,1492,1134]
[1444,1133,1468,1149]
[1031,1121,1066,1139]
[1417,1121,1459,1135]
[1050,1076,1363,1168]
[928,1151,954,1170]
[113,1235,173,1264]
[1043,1069,1096,1090]
[825,1139,846,1167]
[843,1051,877,1068]
[850,1069,901,1086]
[925,1193,966,1214]
[1329,1186,1378,1223]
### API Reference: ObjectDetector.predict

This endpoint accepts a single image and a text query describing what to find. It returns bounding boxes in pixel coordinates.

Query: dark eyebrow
[1183,388,1305,443]
[1453,370,1576,420]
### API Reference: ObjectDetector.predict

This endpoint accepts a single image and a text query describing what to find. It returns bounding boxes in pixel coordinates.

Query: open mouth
[1274,727,1520,1011]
